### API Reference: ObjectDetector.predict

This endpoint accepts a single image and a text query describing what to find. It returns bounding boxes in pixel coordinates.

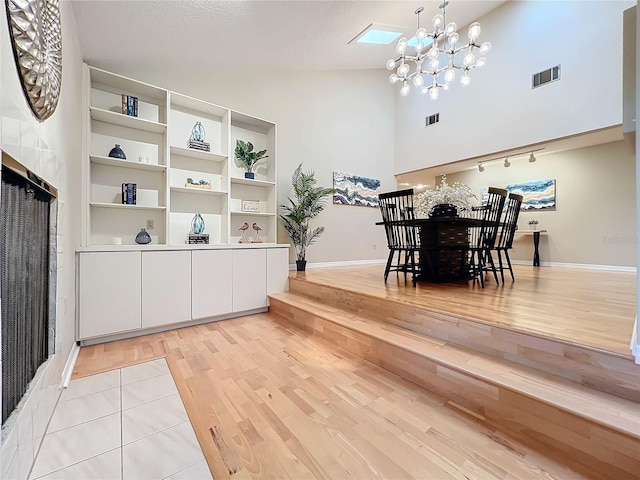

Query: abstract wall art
[333,172,381,208]
[506,179,556,210]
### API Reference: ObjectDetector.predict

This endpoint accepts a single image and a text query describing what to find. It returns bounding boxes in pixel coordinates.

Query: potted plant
[280,164,335,271]
[415,174,477,217]
[528,219,539,230]
[234,140,268,179]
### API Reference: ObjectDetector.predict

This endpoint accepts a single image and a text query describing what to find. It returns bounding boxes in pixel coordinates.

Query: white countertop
[77,243,290,253]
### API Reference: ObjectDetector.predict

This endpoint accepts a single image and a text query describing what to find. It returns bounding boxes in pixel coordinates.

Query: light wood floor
[74,314,597,480]
[291,264,637,355]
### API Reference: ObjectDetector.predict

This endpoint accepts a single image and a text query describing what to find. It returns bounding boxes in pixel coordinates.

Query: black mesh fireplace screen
[1,166,52,425]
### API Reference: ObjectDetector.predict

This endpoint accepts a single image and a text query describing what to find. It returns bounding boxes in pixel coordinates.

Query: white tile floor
[29,359,212,480]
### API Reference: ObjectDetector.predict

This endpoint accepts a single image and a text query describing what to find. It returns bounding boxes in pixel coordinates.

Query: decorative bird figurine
[239,222,250,243]
[252,223,263,243]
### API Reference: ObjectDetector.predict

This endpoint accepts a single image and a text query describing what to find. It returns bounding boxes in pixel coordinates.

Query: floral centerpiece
[415,175,477,217]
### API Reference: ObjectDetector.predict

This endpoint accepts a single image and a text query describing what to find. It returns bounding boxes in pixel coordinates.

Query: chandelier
[386,2,491,100]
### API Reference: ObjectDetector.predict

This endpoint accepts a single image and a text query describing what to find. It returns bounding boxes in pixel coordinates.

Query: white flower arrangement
[415,175,477,217]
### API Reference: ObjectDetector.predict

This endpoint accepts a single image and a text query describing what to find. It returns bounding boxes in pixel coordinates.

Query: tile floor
[29,359,212,480]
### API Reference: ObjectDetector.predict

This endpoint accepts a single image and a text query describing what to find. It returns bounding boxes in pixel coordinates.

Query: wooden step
[269,291,640,480]
[289,275,640,402]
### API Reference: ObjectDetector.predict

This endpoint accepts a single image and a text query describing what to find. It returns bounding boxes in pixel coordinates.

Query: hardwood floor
[72,265,637,479]
[75,314,602,480]
[291,264,636,355]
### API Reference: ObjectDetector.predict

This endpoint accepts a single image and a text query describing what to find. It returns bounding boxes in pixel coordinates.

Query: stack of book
[121,183,137,205]
[188,233,209,244]
[187,140,210,152]
[121,95,138,117]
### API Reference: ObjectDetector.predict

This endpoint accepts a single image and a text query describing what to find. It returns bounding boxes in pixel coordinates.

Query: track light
[529,152,536,162]
[504,157,510,167]
[478,162,485,172]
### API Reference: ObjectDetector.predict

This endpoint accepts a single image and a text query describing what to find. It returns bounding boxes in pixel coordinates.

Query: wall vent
[532,65,560,88]
[425,113,440,127]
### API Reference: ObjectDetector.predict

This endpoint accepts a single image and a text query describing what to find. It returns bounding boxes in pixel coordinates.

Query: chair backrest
[496,193,523,249]
[473,187,507,248]
[378,189,419,249]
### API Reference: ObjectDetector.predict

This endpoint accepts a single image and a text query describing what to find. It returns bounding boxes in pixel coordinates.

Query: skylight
[349,23,406,45]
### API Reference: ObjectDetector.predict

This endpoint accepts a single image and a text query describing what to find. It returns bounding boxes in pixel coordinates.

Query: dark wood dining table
[377,216,485,282]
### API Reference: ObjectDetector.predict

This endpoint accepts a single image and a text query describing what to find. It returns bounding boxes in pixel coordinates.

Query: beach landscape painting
[333,171,381,208]
[506,179,556,210]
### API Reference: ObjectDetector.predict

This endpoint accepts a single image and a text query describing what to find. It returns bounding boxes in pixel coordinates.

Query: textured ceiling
[70,0,505,74]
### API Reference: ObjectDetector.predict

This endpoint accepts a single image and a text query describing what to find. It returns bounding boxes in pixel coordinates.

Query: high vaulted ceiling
[71,0,505,74]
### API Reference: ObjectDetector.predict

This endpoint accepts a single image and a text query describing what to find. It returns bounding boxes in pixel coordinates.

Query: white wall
[0,2,83,478]
[444,139,637,268]
[93,67,395,264]
[394,0,635,174]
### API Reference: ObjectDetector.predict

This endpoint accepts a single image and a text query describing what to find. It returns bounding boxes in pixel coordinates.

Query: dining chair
[492,193,523,282]
[378,189,421,287]
[466,187,507,287]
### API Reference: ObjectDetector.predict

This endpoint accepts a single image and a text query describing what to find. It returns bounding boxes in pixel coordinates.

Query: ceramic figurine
[252,223,263,243]
[239,222,250,243]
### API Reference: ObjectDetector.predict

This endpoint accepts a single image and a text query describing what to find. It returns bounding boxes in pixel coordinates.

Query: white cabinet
[142,251,192,328]
[267,248,289,294]
[82,64,277,247]
[232,249,267,312]
[78,251,141,339]
[192,250,233,319]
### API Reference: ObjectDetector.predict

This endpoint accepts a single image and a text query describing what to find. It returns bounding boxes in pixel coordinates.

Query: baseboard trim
[510,260,636,272]
[60,342,80,389]
[289,258,387,270]
[78,308,269,346]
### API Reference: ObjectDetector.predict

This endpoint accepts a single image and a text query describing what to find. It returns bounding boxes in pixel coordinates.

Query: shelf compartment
[170,186,227,196]
[230,177,275,187]
[170,93,228,118]
[90,107,167,134]
[169,146,226,163]
[90,67,167,101]
[90,155,166,173]
[90,202,166,211]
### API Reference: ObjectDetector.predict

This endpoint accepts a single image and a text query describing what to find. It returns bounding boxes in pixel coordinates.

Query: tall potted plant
[234,140,268,179]
[280,164,335,271]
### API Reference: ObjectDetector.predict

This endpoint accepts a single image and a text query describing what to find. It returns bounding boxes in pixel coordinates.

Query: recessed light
[349,23,405,45]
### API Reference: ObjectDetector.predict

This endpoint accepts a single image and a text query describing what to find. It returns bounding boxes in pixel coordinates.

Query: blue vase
[108,144,126,159]
[135,228,151,244]
[192,213,205,234]
[191,122,205,142]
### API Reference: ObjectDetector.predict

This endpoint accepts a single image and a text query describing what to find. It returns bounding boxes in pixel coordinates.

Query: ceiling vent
[425,113,440,127]
[532,65,560,89]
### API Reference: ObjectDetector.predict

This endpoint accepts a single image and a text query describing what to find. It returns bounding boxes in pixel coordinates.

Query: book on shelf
[121,94,138,117]
[188,233,209,244]
[121,183,137,205]
[187,140,210,152]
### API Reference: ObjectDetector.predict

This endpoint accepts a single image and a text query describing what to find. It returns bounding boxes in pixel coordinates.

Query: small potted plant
[234,140,268,179]
[528,219,539,230]
[280,164,335,271]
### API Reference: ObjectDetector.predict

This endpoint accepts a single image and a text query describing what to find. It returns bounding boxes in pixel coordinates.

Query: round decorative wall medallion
[5,0,62,121]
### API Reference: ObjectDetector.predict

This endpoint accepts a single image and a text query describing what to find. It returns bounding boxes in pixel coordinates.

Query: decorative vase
[191,121,205,142]
[296,259,307,272]
[135,228,151,244]
[191,213,205,234]
[430,203,458,218]
[244,172,255,179]
[108,144,126,159]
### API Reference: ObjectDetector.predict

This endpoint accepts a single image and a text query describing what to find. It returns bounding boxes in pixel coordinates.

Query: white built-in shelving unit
[81,64,278,246]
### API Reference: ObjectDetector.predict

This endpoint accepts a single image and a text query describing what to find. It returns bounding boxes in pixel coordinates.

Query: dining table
[376,215,486,282]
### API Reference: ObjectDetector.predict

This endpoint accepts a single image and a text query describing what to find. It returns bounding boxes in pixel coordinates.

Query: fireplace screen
[1,166,55,424]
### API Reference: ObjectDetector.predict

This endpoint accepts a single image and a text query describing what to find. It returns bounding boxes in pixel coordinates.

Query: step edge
[269,294,640,439]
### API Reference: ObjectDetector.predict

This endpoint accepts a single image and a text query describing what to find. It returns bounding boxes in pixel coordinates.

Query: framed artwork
[333,172,381,208]
[241,200,260,213]
[505,179,556,210]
